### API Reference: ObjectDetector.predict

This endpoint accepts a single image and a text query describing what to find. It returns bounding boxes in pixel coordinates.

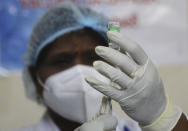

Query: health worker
[17,1,188,131]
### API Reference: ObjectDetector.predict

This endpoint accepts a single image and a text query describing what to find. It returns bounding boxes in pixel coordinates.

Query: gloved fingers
[93,61,133,89]
[85,76,123,101]
[95,46,138,76]
[107,31,148,65]
[97,115,118,130]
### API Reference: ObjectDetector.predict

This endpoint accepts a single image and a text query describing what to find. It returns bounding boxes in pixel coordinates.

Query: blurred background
[0,0,188,130]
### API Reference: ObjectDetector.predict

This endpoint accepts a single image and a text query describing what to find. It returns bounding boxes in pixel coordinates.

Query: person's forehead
[48,29,103,52]
[36,28,105,62]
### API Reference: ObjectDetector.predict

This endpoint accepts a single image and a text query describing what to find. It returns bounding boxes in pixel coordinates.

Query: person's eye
[51,58,73,67]
[83,54,101,65]
[90,55,100,61]
[59,59,72,65]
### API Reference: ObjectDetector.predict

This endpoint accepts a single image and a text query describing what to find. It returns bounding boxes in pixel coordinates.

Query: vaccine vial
[108,21,120,50]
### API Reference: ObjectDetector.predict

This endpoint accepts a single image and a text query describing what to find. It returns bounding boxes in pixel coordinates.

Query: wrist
[140,95,182,131]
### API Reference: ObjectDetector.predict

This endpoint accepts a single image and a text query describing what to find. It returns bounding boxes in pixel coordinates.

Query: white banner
[87,0,188,66]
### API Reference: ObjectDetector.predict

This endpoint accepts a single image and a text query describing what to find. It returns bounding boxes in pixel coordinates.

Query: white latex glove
[74,115,117,131]
[85,31,182,131]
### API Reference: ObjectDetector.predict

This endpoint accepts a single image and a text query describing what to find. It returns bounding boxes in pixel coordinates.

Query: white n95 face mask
[39,65,110,123]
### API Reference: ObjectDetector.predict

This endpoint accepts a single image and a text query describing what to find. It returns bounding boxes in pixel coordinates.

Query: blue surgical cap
[22,1,108,103]
[23,1,108,66]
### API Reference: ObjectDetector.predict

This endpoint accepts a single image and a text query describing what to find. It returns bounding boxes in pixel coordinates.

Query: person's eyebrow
[82,49,95,54]
[82,50,101,58]
[47,52,75,62]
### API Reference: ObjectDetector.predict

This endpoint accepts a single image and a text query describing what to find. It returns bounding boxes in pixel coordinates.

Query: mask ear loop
[36,73,50,91]
[35,73,50,105]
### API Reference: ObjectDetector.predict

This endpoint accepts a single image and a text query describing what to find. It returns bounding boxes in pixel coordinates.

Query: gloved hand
[85,31,182,131]
[74,114,117,131]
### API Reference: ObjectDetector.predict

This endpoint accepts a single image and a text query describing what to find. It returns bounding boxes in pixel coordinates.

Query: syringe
[93,22,120,121]
[99,21,121,115]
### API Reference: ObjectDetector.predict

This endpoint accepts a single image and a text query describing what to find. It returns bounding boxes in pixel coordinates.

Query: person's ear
[28,66,43,101]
